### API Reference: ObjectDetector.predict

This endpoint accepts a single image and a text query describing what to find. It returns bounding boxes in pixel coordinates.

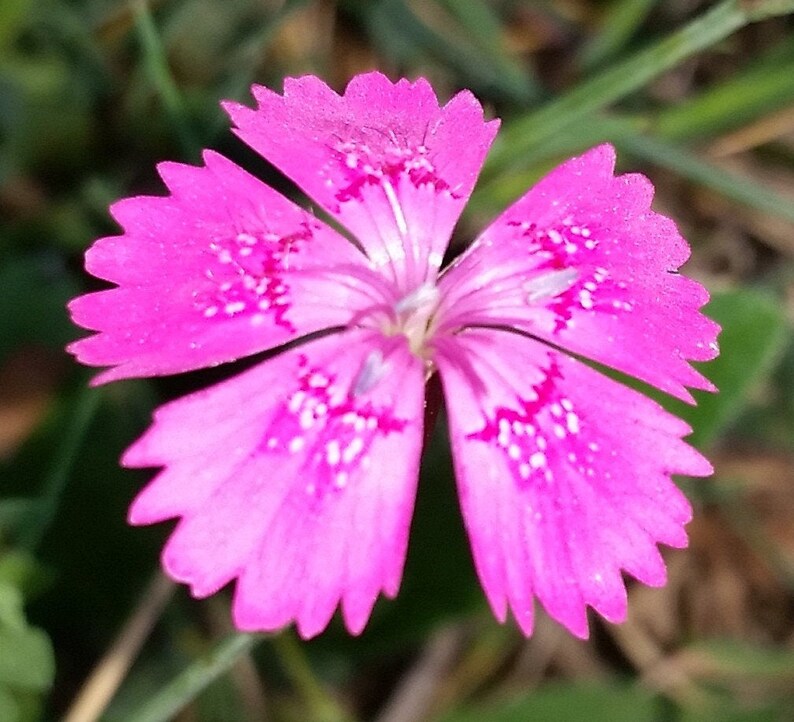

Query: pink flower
[68,72,718,639]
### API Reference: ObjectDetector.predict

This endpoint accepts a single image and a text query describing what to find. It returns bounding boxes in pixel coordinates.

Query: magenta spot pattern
[509,219,634,331]
[329,137,453,205]
[260,354,407,501]
[196,224,314,330]
[469,363,591,486]
[68,72,719,640]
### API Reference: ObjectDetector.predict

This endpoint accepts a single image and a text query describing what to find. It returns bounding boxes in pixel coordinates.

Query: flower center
[387,283,441,356]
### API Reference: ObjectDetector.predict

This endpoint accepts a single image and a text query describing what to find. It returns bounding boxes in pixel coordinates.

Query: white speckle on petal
[308,373,328,388]
[288,391,305,413]
[530,451,546,468]
[497,418,511,447]
[299,409,314,430]
[326,440,341,466]
[566,412,580,434]
[224,301,246,315]
[343,437,364,464]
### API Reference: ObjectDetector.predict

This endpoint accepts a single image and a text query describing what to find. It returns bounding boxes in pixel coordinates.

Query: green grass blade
[17,387,102,552]
[478,110,794,229]
[125,633,261,722]
[484,0,794,178]
[615,129,794,225]
[471,115,645,214]
[436,0,540,100]
[440,682,660,722]
[270,632,354,722]
[366,0,536,103]
[654,36,794,140]
[579,0,658,71]
[132,0,199,158]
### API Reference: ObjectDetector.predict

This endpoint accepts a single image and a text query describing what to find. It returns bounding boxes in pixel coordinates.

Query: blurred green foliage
[2,1,794,720]
[440,682,660,722]
[0,556,54,722]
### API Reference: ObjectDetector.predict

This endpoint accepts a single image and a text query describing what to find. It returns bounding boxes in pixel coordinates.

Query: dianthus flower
[68,73,718,639]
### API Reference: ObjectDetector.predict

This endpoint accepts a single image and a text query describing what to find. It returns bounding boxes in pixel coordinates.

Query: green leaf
[0,582,54,693]
[0,500,42,539]
[437,681,660,722]
[0,583,24,630]
[665,289,788,449]
[0,552,50,600]
[0,688,20,722]
[0,626,54,691]
[0,0,31,54]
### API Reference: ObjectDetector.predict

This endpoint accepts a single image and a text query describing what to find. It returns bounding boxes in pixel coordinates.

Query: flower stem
[64,573,175,722]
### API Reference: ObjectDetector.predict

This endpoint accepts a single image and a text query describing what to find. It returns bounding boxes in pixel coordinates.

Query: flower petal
[224,72,499,291]
[69,150,379,384]
[437,144,719,402]
[124,329,425,638]
[435,328,711,637]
